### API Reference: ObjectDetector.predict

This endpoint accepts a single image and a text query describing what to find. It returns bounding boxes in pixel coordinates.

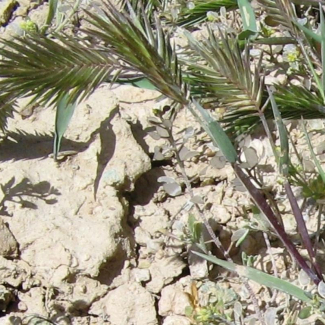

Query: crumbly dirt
[1,1,325,325]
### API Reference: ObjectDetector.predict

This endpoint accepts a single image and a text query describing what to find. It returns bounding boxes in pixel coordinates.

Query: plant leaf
[191,99,237,163]
[0,34,118,107]
[44,0,59,31]
[115,76,157,90]
[53,93,77,160]
[193,251,312,302]
[231,228,249,247]
[174,0,237,27]
[319,3,325,94]
[237,0,258,39]
[183,29,264,126]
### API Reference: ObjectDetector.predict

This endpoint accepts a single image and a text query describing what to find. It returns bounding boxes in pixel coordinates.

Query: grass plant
[2,0,325,323]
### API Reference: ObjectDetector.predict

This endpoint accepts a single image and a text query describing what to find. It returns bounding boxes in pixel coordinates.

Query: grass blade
[191,100,237,163]
[43,0,59,32]
[193,251,312,302]
[298,38,325,103]
[293,20,322,43]
[115,76,157,90]
[237,0,258,39]
[54,93,77,160]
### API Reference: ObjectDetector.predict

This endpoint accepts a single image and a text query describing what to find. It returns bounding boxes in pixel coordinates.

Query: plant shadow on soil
[0,176,60,216]
[0,130,89,161]
[92,107,118,198]
[0,106,119,164]
[0,107,120,200]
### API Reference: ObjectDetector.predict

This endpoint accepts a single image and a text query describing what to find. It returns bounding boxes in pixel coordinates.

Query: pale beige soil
[0,1,324,325]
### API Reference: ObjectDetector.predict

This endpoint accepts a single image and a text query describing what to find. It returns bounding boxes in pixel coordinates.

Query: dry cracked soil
[1,1,325,325]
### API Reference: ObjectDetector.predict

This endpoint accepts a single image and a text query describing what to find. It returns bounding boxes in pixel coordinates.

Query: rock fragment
[158,283,192,317]
[146,256,186,293]
[162,316,191,325]
[0,285,14,312]
[97,115,151,191]
[0,0,16,26]
[0,257,28,287]
[0,218,18,258]
[90,282,157,325]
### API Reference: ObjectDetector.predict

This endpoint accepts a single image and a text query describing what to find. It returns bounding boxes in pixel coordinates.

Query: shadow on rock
[0,130,90,161]
[91,107,119,198]
[129,120,150,156]
[0,108,122,200]
[0,107,119,163]
[0,177,60,216]
[130,167,166,205]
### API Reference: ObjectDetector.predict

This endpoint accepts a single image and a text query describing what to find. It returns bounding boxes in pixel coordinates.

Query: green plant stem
[232,163,321,285]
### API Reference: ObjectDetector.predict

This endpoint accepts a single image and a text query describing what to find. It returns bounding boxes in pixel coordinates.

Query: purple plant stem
[233,164,321,285]
[284,181,323,280]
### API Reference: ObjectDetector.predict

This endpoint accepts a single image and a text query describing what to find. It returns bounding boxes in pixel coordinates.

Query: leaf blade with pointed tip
[45,0,59,30]
[193,251,312,302]
[53,93,77,160]
[293,20,322,43]
[192,100,237,163]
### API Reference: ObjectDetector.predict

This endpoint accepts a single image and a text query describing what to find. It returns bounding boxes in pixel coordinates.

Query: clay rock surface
[0,84,151,316]
[0,218,18,258]
[158,283,192,316]
[90,281,158,325]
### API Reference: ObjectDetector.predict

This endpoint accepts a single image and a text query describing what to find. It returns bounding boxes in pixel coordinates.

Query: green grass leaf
[54,93,77,160]
[115,76,157,90]
[43,0,59,32]
[293,20,322,43]
[176,0,237,27]
[192,100,237,163]
[237,0,258,39]
[193,251,312,302]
